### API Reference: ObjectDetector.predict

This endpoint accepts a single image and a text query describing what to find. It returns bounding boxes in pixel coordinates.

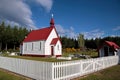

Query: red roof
[23,27,53,42]
[105,41,120,49]
[22,17,61,44]
[98,41,120,50]
[50,38,59,45]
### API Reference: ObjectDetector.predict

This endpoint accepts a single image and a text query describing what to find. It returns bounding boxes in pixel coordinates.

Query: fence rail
[0,56,119,80]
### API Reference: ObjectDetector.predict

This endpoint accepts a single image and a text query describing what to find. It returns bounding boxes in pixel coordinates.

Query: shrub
[63,48,79,53]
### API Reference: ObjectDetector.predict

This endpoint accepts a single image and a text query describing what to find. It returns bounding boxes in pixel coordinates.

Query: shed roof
[98,41,120,50]
[105,41,120,49]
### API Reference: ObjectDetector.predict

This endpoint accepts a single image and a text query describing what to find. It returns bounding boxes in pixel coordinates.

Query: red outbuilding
[98,41,120,57]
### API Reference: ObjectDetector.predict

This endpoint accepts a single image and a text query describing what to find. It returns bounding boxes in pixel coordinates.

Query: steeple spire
[50,14,54,27]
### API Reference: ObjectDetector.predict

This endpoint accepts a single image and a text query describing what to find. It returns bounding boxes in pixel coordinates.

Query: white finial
[30,28,32,31]
[52,13,54,18]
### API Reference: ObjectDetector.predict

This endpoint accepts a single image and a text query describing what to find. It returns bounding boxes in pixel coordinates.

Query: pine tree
[0,22,5,50]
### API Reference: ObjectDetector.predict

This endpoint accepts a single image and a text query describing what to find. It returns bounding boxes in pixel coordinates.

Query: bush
[63,48,79,53]
[0,52,9,56]
[62,48,98,58]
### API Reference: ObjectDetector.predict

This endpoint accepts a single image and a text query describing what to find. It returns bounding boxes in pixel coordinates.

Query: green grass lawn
[79,65,120,80]
[0,53,84,62]
[0,69,30,80]
[0,49,98,62]
[6,56,69,62]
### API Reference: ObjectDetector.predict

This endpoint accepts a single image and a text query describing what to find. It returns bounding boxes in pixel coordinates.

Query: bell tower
[50,14,55,27]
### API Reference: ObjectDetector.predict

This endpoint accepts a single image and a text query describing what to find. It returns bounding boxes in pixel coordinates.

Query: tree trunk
[14,44,15,50]
[5,43,7,51]
[0,42,2,51]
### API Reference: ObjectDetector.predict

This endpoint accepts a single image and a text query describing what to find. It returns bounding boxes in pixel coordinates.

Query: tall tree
[3,24,13,50]
[12,26,19,50]
[78,34,85,49]
[85,38,97,49]
[0,21,29,51]
[18,27,29,44]
[95,37,100,48]
[0,22,5,50]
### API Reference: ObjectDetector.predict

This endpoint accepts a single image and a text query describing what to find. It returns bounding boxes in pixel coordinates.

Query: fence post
[51,63,54,80]
[80,60,83,76]
[93,58,95,72]
[117,55,119,64]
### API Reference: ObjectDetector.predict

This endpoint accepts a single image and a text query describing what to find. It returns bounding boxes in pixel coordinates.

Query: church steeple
[50,14,55,27]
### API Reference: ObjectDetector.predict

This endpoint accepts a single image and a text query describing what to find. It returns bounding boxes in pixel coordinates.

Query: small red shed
[98,41,120,57]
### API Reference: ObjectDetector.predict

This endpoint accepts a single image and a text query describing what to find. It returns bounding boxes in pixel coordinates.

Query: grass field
[0,69,31,80]
[0,53,84,62]
[5,56,69,62]
[79,65,120,80]
[0,50,98,62]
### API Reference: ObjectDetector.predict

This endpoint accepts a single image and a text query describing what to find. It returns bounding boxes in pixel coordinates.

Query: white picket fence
[0,57,52,80]
[0,56,119,80]
[52,56,119,80]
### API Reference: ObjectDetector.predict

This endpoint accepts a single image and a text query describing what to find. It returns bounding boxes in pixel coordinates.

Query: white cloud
[82,29,104,39]
[0,0,35,28]
[55,24,78,39]
[5,20,20,27]
[113,26,120,31]
[55,24,66,34]
[0,0,53,29]
[56,25,104,39]
[35,0,53,12]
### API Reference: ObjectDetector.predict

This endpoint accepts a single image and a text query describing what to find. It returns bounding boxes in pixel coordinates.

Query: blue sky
[0,0,120,39]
